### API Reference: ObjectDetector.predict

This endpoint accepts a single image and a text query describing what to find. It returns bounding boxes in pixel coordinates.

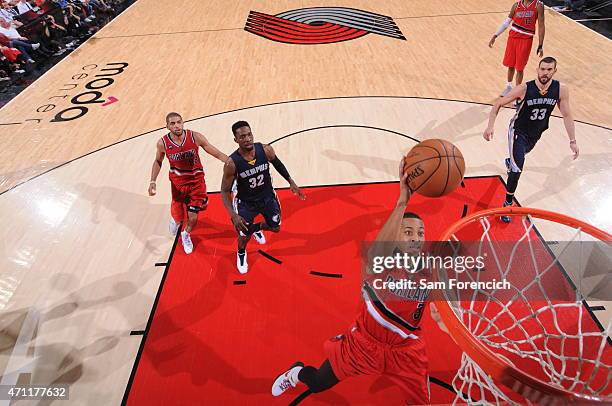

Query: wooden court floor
[0,1,610,404]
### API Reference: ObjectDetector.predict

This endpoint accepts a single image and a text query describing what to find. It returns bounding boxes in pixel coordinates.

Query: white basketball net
[441,214,611,405]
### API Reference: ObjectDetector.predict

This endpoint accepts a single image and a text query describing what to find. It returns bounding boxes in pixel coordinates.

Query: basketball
[403,139,465,197]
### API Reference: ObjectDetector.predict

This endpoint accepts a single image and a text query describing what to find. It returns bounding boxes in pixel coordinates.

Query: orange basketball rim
[434,206,612,405]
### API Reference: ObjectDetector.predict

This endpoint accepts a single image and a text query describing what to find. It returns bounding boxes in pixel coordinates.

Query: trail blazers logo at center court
[244,7,405,44]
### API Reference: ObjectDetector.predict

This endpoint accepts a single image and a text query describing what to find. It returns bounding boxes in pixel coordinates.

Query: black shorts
[508,128,540,172]
[234,194,281,235]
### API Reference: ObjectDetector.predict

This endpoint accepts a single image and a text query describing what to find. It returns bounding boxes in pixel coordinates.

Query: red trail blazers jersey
[510,0,539,39]
[161,130,204,186]
[358,267,431,345]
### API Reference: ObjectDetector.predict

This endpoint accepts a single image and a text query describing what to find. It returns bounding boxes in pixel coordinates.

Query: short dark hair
[232,120,250,134]
[403,212,423,221]
[166,112,182,123]
[539,57,557,68]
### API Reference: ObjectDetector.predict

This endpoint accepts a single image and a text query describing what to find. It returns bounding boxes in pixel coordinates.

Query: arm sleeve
[270,156,291,181]
[495,18,512,36]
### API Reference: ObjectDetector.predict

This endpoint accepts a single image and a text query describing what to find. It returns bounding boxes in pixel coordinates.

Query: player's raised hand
[231,213,249,233]
[483,126,494,141]
[570,141,579,159]
[398,157,412,205]
[289,180,306,200]
[148,181,157,196]
[488,35,496,48]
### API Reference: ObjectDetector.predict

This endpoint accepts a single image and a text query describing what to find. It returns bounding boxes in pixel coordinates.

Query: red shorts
[170,176,208,222]
[324,323,429,404]
[503,36,533,71]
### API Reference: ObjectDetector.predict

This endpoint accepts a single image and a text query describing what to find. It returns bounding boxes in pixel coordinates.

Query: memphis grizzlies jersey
[230,143,274,201]
[512,80,560,138]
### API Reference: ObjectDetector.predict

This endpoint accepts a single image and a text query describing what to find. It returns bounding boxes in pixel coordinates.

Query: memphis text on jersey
[525,97,557,107]
[238,162,269,179]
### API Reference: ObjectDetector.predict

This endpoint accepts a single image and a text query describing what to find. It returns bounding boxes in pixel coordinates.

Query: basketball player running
[148,112,228,254]
[489,0,545,97]
[221,121,305,274]
[272,159,448,403]
[483,57,578,222]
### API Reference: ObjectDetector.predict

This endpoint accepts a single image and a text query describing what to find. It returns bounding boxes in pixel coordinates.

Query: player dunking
[484,57,579,222]
[220,121,305,274]
[148,112,228,254]
[489,0,545,97]
[271,159,447,403]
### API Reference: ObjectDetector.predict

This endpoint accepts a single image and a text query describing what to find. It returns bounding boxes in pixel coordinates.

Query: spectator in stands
[0,17,46,61]
[62,3,90,38]
[553,0,586,12]
[0,44,29,71]
[0,1,20,21]
[40,14,69,54]
[33,0,53,13]
[15,0,38,15]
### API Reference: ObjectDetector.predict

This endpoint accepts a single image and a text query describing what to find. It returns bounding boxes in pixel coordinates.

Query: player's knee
[309,381,326,393]
[309,374,336,393]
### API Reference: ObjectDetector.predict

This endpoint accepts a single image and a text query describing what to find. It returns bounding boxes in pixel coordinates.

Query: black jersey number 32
[530,108,547,120]
[249,174,264,188]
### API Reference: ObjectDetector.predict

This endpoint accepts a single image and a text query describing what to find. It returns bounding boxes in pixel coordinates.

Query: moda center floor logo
[5,62,128,126]
[244,7,406,44]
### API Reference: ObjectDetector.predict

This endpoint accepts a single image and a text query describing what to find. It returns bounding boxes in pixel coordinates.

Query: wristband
[569,140,576,144]
[149,181,156,184]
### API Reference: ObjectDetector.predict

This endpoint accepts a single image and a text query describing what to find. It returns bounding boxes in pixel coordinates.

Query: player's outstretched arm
[263,144,306,200]
[375,158,412,243]
[194,132,229,163]
[489,3,516,48]
[558,84,578,159]
[536,2,545,57]
[220,159,248,233]
[148,139,165,196]
[483,84,527,141]
[365,158,412,274]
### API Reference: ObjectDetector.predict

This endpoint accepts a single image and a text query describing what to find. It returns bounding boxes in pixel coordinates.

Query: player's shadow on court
[74,183,235,248]
[279,182,383,219]
[0,319,121,406]
[139,255,276,399]
[322,150,400,179]
[74,182,169,237]
[518,153,611,207]
[1,309,122,403]
[321,105,488,178]
[0,235,164,398]
[0,163,64,194]
[413,103,491,142]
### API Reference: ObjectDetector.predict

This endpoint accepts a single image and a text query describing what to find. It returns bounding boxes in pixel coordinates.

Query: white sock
[506,82,512,87]
[181,230,189,238]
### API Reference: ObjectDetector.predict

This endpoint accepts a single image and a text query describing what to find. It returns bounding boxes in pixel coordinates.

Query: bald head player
[272,158,448,403]
[484,57,578,222]
[149,112,228,254]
